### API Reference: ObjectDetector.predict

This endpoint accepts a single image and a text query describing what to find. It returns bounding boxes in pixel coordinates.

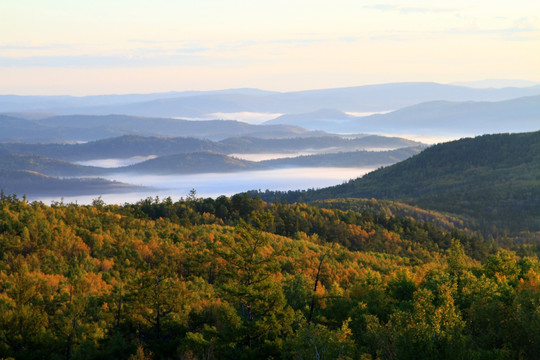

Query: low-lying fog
[176,112,282,124]
[30,167,376,205]
[76,155,158,168]
[376,133,465,144]
[230,153,308,161]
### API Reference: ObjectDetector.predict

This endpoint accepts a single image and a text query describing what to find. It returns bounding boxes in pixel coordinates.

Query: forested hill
[0,169,142,196]
[0,194,538,359]
[253,130,540,234]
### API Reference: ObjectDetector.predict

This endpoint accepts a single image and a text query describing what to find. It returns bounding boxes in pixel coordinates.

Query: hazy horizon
[2,1,539,204]
[1,79,539,98]
[2,1,539,95]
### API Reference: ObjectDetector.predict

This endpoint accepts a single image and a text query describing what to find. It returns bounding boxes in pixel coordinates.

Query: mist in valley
[28,166,376,205]
[75,155,159,168]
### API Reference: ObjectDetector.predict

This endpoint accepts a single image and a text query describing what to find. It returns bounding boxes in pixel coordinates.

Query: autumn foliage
[0,193,539,359]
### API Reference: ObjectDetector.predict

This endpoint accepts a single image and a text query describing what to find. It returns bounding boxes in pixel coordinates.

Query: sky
[1,0,539,95]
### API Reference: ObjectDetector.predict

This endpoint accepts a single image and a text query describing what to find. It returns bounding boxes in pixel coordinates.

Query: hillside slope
[261,147,422,168]
[256,131,540,233]
[1,134,422,161]
[0,154,105,177]
[118,152,259,174]
[1,196,537,359]
[0,169,142,196]
[1,114,323,142]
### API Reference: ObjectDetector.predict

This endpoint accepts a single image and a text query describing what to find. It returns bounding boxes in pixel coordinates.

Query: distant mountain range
[218,135,421,154]
[0,129,423,197]
[259,147,422,169]
[0,154,105,177]
[0,134,422,161]
[3,81,539,204]
[0,88,278,113]
[264,95,540,135]
[0,114,325,142]
[0,169,143,196]
[264,109,356,130]
[119,147,422,175]
[2,82,540,118]
[120,152,256,175]
[253,130,540,234]
[451,79,540,88]
[355,95,540,135]
[0,147,422,178]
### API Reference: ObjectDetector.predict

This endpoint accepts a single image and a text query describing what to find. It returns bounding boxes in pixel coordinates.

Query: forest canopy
[1,193,539,359]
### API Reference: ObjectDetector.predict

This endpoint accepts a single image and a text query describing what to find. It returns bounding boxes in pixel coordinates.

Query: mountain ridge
[0,169,143,196]
[3,82,540,118]
[262,95,540,134]
[0,114,325,142]
[251,130,540,234]
[1,134,422,161]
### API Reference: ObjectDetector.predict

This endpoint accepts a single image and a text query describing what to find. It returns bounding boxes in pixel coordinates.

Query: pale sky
[1,0,539,95]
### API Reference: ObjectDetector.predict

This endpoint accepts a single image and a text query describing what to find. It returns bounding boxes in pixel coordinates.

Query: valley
[1,81,540,360]
[3,0,540,358]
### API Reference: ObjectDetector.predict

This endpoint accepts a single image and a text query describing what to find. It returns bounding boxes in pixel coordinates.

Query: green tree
[214,215,294,357]
[283,320,355,360]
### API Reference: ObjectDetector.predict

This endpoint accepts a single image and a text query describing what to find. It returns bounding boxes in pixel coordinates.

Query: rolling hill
[0,135,227,161]
[253,131,540,233]
[113,148,421,175]
[219,135,422,153]
[0,88,279,113]
[265,96,540,135]
[357,95,540,135]
[0,114,57,142]
[0,114,324,142]
[35,115,321,141]
[116,147,422,175]
[310,198,466,231]
[263,109,355,130]
[0,154,105,177]
[0,146,422,179]
[0,169,143,196]
[1,134,423,161]
[260,147,422,168]
[118,152,258,174]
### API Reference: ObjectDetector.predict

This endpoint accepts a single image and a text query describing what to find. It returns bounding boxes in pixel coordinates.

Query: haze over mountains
[451,79,540,88]
[1,80,539,202]
[0,134,421,160]
[0,169,142,196]
[0,114,323,143]
[0,102,425,197]
[269,95,540,135]
[4,0,540,354]
[0,136,422,196]
[3,82,539,143]
[3,82,540,118]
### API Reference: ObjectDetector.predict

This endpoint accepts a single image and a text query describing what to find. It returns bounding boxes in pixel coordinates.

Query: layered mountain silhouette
[2,82,540,117]
[265,96,540,135]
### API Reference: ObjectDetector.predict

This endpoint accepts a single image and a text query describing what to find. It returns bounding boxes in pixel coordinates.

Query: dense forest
[1,193,539,359]
[252,130,540,236]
